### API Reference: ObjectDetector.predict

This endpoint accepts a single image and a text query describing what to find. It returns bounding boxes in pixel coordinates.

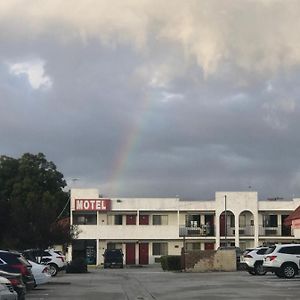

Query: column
[254,213,259,247]
[235,214,239,247]
[96,239,100,265]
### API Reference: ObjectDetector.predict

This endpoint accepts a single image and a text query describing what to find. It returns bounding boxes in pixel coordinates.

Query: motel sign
[75,199,111,211]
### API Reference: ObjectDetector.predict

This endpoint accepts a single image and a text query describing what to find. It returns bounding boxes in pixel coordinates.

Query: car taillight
[42,267,49,273]
[244,254,253,258]
[9,278,22,286]
[57,256,65,262]
[266,255,277,261]
[11,264,29,275]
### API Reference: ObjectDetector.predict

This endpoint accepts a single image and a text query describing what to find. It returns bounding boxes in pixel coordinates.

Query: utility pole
[224,195,227,247]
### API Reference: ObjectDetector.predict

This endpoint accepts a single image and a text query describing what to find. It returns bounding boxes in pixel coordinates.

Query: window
[239,215,246,227]
[279,246,300,255]
[152,242,168,255]
[263,215,278,227]
[186,242,201,251]
[186,214,200,227]
[72,212,97,225]
[256,248,268,255]
[230,215,235,227]
[114,215,123,225]
[153,215,168,225]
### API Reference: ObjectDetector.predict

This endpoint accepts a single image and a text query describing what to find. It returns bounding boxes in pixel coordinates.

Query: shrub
[160,255,182,271]
[66,257,88,273]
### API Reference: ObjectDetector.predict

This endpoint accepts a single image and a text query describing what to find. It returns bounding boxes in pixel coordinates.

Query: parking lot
[26,266,300,300]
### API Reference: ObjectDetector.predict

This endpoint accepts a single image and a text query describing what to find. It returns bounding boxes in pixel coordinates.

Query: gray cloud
[1,1,300,199]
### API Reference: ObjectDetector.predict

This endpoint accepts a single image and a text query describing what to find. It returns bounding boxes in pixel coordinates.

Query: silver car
[0,276,18,300]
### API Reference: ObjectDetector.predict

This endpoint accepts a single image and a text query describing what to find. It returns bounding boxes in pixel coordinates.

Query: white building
[69,189,300,265]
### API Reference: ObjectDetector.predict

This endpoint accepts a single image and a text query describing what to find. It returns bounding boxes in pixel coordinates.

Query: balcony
[179,224,215,237]
[259,225,293,237]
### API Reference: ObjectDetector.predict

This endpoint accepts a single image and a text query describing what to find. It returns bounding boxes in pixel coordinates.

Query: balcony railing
[179,224,215,237]
[258,225,293,237]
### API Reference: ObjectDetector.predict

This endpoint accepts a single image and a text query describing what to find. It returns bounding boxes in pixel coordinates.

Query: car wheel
[254,263,266,275]
[275,270,284,278]
[282,263,297,279]
[48,263,59,276]
[248,270,256,275]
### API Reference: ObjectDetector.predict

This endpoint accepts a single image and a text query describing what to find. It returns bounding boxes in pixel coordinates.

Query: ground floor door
[139,243,149,265]
[204,242,215,250]
[126,243,136,265]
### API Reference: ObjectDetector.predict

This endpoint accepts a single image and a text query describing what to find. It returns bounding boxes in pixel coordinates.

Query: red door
[220,214,225,236]
[126,243,136,265]
[139,215,149,225]
[139,243,149,265]
[126,215,136,225]
[205,243,215,250]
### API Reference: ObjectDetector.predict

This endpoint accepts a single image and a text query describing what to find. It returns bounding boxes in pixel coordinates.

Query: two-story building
[69,189,300,265]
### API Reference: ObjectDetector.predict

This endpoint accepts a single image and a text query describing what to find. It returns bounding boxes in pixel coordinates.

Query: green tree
[0,152,75,249]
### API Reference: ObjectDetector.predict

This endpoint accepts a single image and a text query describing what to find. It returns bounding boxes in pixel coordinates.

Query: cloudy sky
[1,0,300,199]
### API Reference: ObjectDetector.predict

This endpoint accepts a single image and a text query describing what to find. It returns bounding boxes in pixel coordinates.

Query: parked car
[0,276,18,300]
[263,243,300,278]
[22,249,67,277]
[28,260,51,286]
[103,249,124,269]
[0,250,35,290]
[241,247,269,275]
[0,271,26,300]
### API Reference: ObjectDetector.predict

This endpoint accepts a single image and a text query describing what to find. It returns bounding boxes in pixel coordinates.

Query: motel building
[69,189,300,266]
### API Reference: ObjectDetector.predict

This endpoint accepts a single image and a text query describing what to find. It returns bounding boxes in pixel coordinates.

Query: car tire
[275,270,284,278]
[248,270,256,275]
[48,263,59,276]
[281,263,297,279]
[254,263,266,276]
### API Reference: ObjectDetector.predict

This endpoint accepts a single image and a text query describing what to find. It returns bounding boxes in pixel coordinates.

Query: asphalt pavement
[26,266,300,300]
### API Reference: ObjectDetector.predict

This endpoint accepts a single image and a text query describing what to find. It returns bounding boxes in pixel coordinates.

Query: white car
[0,276,18,300]
[241,247,269,275]
[29,260,51,286]
[263,244,300,278]
[23,249,67,277]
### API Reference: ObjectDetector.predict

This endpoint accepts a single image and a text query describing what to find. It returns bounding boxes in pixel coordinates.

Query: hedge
[160,255,182,271]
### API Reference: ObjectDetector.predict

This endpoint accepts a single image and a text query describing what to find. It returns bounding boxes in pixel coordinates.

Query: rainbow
[107,95,152,196]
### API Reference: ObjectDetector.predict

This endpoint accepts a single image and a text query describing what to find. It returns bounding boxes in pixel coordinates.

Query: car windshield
[105,250,122,257]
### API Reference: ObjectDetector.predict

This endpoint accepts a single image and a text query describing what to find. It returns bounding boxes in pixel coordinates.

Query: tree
[0,152,75,249]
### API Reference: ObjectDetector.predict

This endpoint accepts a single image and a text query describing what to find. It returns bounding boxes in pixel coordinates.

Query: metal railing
[258,225,292,236]
[179,224,215,237]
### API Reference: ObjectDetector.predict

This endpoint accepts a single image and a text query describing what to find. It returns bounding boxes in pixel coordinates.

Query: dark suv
[103,249,124,268]
[0,250,35,295]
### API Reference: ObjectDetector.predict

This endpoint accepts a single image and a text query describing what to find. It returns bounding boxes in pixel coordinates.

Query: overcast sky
[2,0,300,199]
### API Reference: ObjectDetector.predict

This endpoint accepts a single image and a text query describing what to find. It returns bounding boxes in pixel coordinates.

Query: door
[126,215,136,225]
[205,215,214,235]
[139,243,149,265]
[204,243,215,250]
[139,215,149,225]
[126,243,136,265]
[220,214,225,236]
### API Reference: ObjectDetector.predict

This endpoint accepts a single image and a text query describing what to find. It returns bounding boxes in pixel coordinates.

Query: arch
[239,210,254,236]
[219,210,235,237]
